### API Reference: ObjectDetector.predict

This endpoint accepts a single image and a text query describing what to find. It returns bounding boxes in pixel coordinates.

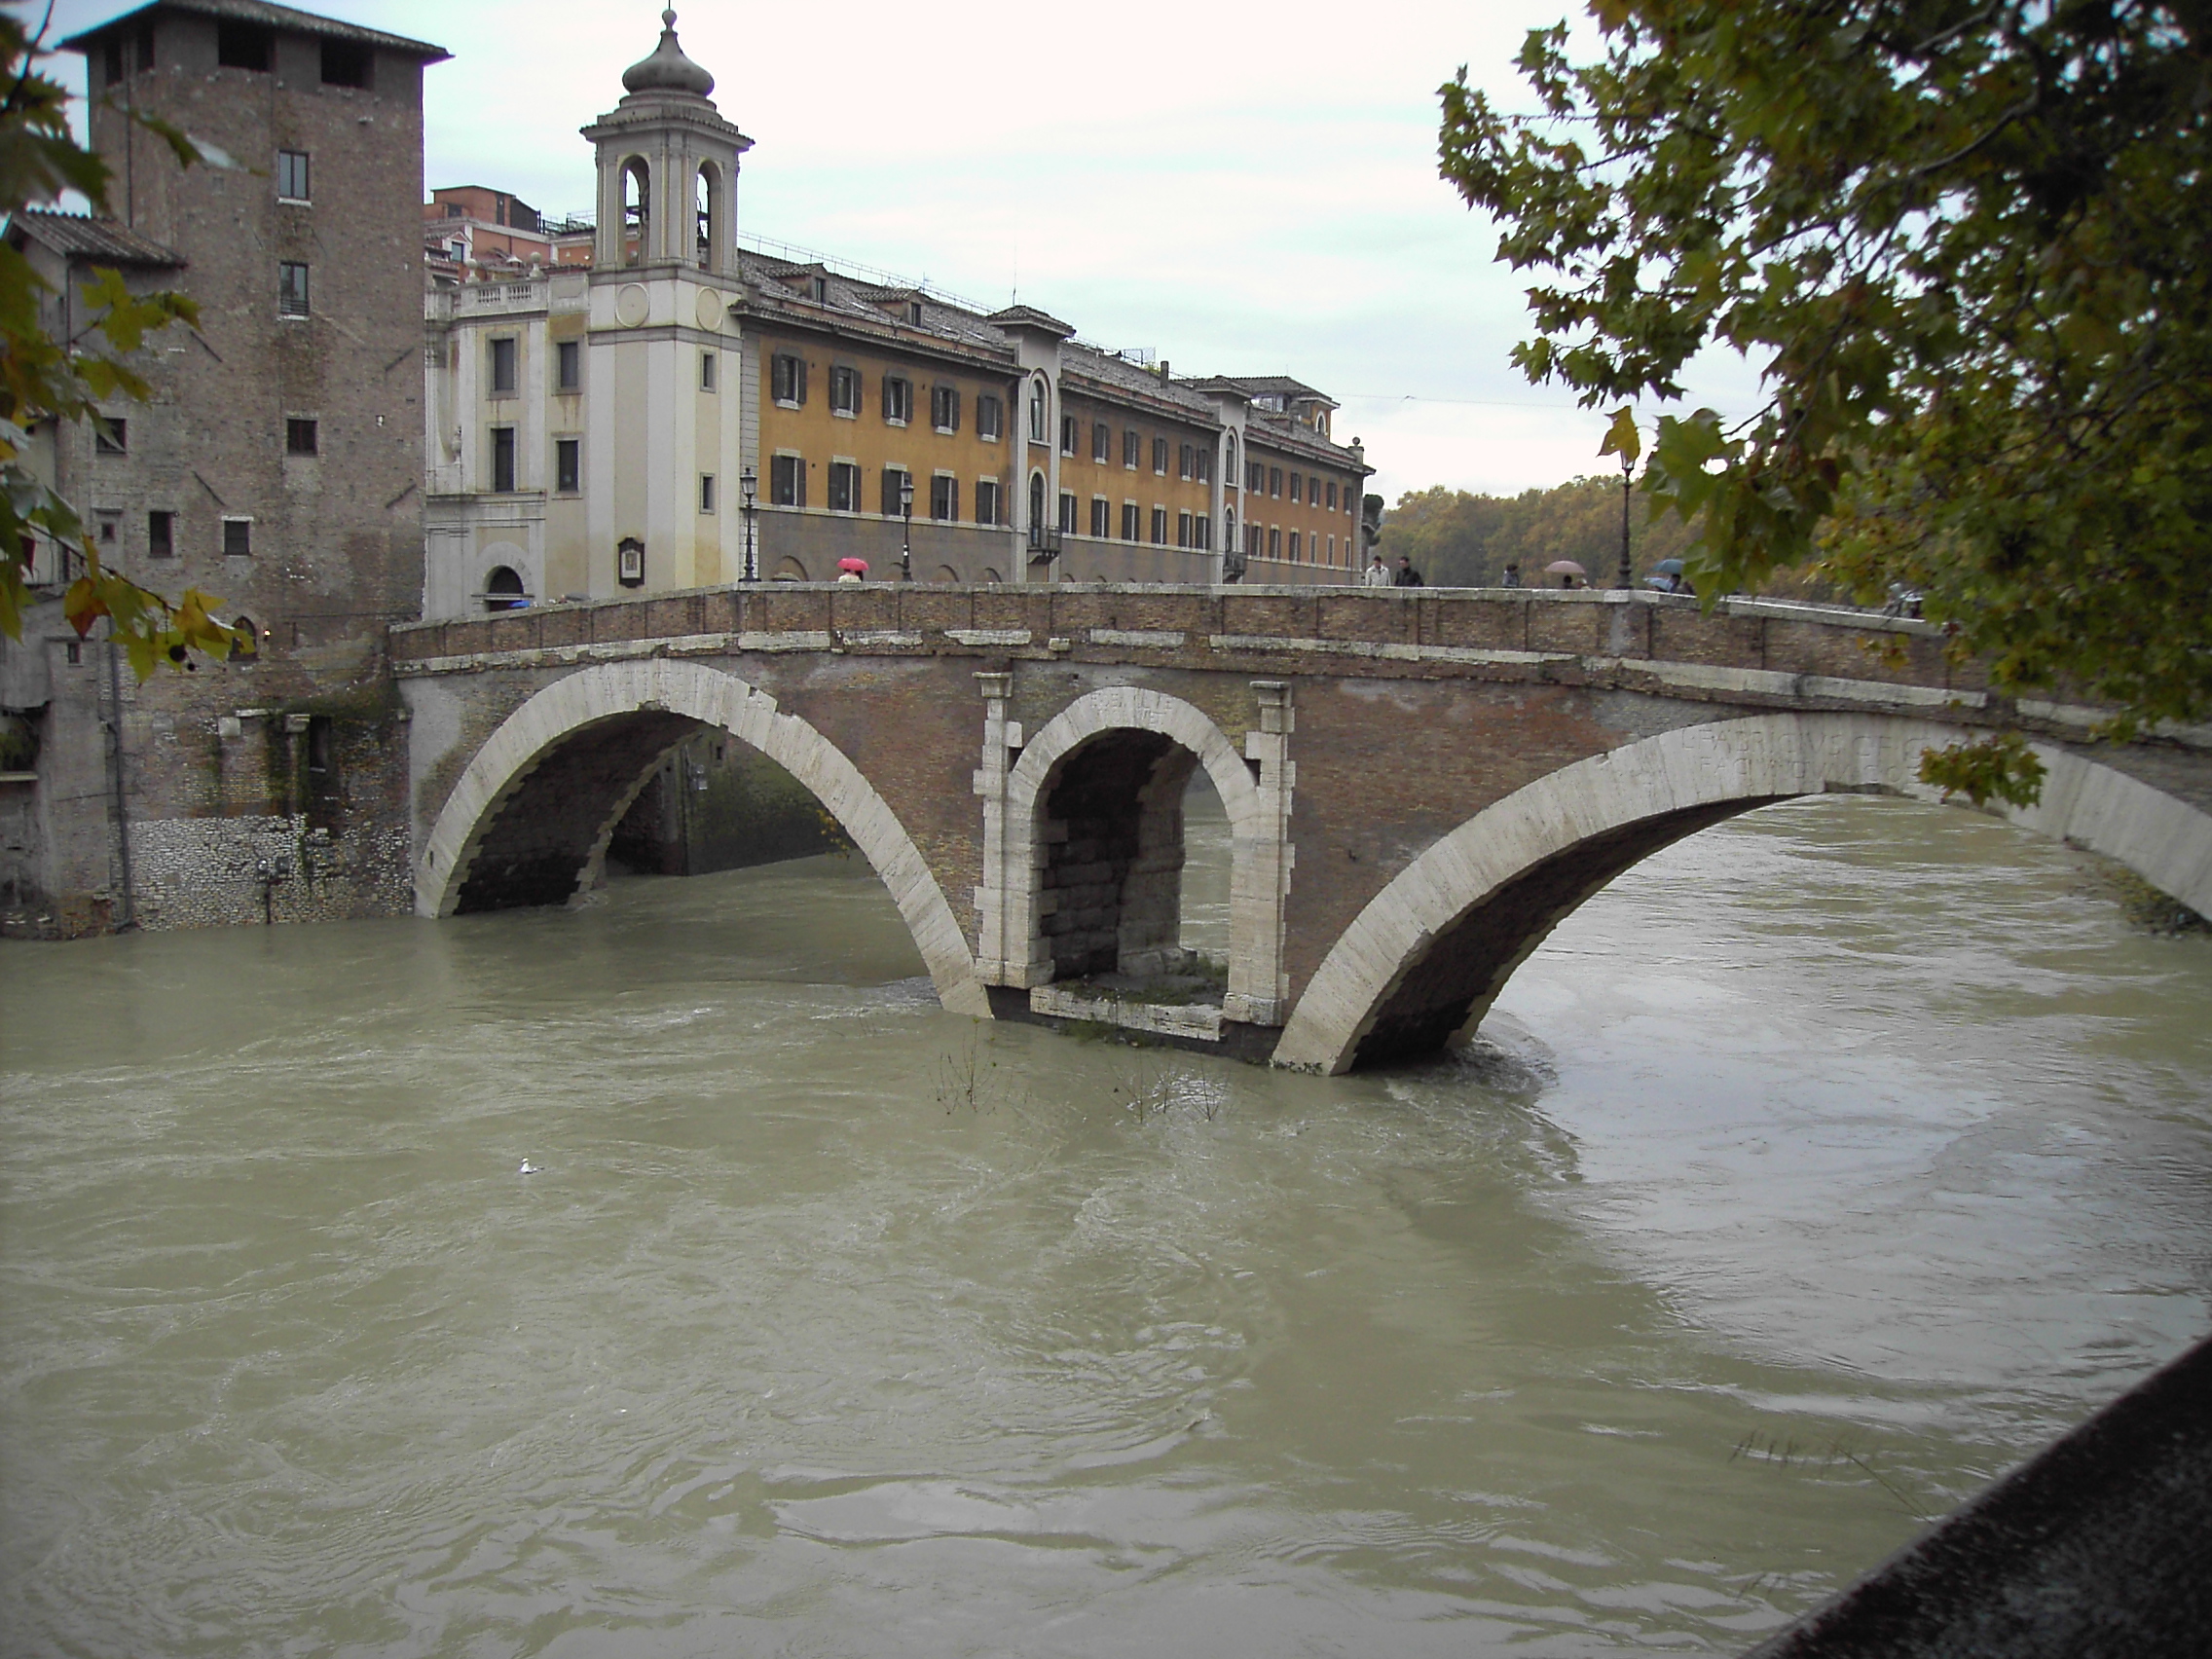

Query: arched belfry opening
[1035,730,1205,981]
[620,159,650,266]
[584,10,752,274]
[694,162,719,268]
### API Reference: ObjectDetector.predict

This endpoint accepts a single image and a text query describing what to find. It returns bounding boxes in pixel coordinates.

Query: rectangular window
[1246,525,1263,558]
[1195,448,1211,485]
[882,376,911,424]
[1176,510,1193,548]
[830,364,860,416]
[285,418,318,456]
[1150,506,1167,545]
[932,474,959,521]
[1327,533,1337,564]
[699,473,717,513]
[701,351,717,391]
[1058,491,1076,533]
[93,417,126,455]
[772,352,806,407]
[1290,472,1303,503]
[276,149,310,202]
[1269,466,1282,498]
[1124,428,1141,469]
[320,38,372,88]
[1289,530,1302,562]
[556,339,580,392]
[1092,423,1109,463]
[1121,501,1140,540]
[223,517,253,556]
[1152,437,1168,476]
[977,394,1003,441]
[1194,513,1212,551]
[1089,497,1110,537]
[771,453,805,507]
[976,478,999,526]
[881,466,909,517]
[218,20,272,70]
[147,510,173,559]
[932,385,960,433]
[278,261,310,318]
[489,337,517,395]
[1247,460,1264,493]
[556,438,580,493]
[1326,480,1338,510]
[491,425,516,493]
[1178,444,1194,481]
[829,461,860,512]
[1060,415,1078,457]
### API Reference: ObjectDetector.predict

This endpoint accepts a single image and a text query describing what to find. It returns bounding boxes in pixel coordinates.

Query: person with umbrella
[1644,558,1691,595]
[1545,559,1586,588]
[836,557,868,585]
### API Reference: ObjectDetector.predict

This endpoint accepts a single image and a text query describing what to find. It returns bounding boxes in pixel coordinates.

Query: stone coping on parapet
[387,584,2205,752]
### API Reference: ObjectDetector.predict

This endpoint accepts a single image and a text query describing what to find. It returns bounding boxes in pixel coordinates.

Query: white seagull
[518,1159,540,1175]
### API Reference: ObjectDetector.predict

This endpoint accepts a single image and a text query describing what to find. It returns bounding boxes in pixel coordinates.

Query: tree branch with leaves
[0,1,232,674]
[1441,0,2212,805]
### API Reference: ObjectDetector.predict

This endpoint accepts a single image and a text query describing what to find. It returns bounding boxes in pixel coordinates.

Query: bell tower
[578,11,753,596]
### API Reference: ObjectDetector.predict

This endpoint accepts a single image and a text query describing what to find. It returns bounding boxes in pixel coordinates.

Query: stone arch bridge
[390,585,2212,1073]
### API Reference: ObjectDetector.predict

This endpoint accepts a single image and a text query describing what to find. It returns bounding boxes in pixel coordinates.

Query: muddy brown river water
[2,791,2208,1657]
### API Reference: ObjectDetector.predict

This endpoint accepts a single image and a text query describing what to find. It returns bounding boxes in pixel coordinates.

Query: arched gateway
[416,658,989,1015]
[1273,713,2212,1074]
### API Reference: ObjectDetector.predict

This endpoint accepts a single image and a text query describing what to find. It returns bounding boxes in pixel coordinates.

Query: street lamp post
[740,464,757,583]
[899,472,914,581]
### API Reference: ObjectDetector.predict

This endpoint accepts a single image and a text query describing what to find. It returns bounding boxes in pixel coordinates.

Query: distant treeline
[1376,477,1704,588]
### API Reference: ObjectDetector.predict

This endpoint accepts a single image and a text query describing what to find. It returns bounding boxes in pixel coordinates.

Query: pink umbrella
[837,557,869,574]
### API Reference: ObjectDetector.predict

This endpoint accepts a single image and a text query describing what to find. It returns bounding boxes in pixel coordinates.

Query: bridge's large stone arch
[1274,712,2212,1075]
[416,658,990,1015]
[975,684,1292,1025]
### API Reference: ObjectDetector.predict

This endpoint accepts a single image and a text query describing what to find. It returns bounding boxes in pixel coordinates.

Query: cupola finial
[622,7,715,98]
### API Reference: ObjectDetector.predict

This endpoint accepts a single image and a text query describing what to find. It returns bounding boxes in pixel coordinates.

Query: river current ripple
[2,793,2208,1657]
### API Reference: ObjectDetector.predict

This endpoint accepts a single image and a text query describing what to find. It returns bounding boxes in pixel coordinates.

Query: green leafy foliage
[1440,0,2212,803]
[1378,473,1708,587]
[0,5,232,670]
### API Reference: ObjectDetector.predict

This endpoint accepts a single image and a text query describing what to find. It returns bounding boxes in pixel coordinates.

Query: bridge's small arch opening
[1035,728,1223,995]
[772,555,807,581]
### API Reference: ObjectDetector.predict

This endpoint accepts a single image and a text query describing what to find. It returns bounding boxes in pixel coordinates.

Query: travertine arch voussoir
[1273,712,2212,1074]
[416,658,990,1015]
[999,686,1281,1011]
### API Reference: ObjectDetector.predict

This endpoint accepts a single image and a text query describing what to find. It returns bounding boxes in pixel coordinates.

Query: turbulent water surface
[3,791,2208,1657]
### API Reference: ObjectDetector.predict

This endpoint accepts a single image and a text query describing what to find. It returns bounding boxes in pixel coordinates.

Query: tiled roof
[61,0,450,61]
[10,209,183,267]
[1223,374,1331,401]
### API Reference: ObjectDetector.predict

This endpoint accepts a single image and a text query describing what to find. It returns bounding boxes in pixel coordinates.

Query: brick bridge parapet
[390,585,2212,1072]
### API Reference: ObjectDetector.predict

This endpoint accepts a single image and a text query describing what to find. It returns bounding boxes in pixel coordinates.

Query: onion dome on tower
[621,10,715,99]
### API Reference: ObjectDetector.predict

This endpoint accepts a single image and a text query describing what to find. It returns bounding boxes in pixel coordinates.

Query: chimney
[1158,359,1170,382]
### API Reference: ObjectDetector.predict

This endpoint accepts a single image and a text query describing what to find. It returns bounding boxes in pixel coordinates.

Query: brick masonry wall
[394,584,2204,1031]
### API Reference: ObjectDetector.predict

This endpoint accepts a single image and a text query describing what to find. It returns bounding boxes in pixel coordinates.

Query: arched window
[1226,431,1238,484]
[1224,504,1235,549]
[694,162,719,270]
[1027,376,1048,443]
[484,565,527,612]
[621,159,650,266]
[229,615,260,661]
[1028,470,1046,530]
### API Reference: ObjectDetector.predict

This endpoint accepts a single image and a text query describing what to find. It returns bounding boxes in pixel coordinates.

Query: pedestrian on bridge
[1393,557,1424,588]
[1363,555,1391,588]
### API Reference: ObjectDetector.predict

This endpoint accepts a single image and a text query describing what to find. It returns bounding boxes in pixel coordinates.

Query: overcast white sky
[45,0,1765,502]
